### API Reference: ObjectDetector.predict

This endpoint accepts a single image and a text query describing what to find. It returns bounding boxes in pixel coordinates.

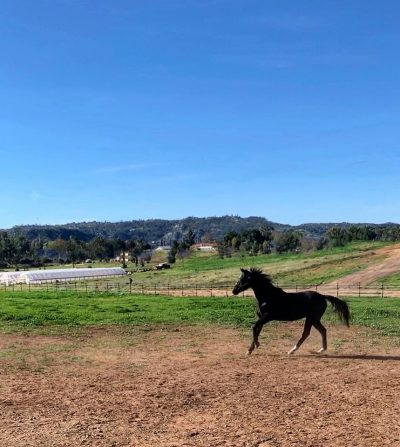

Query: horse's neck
[252,282,282,305]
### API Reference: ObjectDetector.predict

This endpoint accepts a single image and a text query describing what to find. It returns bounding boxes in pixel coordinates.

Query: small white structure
[0,267,126,286]
[193,243,217,252]
[154,246,171,252]
[114,252,131,262]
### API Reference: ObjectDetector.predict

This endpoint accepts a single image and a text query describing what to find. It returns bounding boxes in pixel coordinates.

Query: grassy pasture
[1,241,398,340]
[0,291,399,339]
[370,272,400,286]
[65,240,389,288]
[152,241,388,287]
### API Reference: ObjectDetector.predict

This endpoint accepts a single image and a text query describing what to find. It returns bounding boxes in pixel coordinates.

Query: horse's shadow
[296,353,400,362]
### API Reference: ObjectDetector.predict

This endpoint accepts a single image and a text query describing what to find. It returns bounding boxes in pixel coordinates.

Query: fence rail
[1,280,400,298]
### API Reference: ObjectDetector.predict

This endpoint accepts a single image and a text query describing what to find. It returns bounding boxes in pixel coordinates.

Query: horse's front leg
[247,314,271,355]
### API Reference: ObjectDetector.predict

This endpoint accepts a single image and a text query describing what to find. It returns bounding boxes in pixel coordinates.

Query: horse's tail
[324,295,350,327]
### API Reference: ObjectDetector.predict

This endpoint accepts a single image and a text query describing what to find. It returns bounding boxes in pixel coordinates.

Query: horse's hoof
[255,341,260,349]
[247,345,255,355]
[287,347,297,355]
[317,348,326,354]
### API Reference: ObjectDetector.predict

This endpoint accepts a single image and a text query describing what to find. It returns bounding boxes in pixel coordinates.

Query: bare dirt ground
[1,324,399,447]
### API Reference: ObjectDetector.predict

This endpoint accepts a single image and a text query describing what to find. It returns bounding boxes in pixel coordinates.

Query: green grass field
[0,291,399,338]
[1,241,399,342]
[370,272,400,287]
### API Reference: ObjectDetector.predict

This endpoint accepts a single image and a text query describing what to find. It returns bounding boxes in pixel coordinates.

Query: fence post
[381,283,384,298]
[210,286,213,297]
[167,283,170,296]
[154,284,157,296]
[358,282,361,297]
[181,284,184,296]
[336,283,339,298]
[195,283,198,297]
[142,284,144,295]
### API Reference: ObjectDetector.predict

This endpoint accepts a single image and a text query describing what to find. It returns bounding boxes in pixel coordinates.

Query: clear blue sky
[1,1,400,229]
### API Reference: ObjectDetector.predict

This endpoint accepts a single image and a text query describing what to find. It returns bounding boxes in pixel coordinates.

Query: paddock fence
[1,280,400,298]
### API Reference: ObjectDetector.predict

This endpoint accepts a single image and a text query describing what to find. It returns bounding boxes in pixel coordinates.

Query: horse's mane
[249,268,274,286]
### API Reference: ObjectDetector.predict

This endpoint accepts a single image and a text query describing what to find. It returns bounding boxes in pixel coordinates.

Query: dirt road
[326,244,400,286]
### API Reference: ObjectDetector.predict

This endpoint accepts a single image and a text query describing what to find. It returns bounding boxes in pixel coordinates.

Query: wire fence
[2,280,400,298]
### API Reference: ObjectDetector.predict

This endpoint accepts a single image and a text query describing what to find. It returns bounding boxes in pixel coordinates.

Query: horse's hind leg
[288,318,312,354]
[313,320,327,353]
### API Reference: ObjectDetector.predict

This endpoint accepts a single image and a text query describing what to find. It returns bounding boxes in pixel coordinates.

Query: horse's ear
[240,268,249,274]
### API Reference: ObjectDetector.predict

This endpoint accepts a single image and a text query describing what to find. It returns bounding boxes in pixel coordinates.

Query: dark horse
[232,268,350,355]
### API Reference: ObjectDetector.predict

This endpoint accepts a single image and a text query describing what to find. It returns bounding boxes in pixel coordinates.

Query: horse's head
[232,268,253,295]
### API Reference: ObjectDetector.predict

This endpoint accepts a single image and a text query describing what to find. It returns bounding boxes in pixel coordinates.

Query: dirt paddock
[0,324,399,447]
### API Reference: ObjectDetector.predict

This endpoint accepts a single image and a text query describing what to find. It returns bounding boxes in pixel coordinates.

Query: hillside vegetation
[120,241,391,287]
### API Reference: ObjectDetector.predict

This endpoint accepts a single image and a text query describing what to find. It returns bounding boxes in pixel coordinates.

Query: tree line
[325,224,400,247]
[0,233,150,269]
[2,223,400,269]
[217,223,400,257]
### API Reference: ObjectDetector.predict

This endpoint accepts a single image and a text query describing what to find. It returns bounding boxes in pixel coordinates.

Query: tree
[275,231,301,254]
[326,226,348,247]
[181,229,196,250]
[66,236,83,267]
[87,235,110,260]
[259,224,273,253]
[168,240,180,264]
[30,237,44,265]
[12,235,31,268]
[0,232,13,266]
[0,233,31,268]
[47,238,69,262]
[129,240,145,266]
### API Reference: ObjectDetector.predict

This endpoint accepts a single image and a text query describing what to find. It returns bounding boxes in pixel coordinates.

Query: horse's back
[267,290,327,321]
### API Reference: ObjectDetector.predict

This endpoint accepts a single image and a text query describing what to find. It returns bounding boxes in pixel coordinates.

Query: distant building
[192,243,217,252]
[115,252,131,262]
[154,246,171,252]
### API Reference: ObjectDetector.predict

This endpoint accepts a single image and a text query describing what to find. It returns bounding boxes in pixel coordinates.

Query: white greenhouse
[0,267,126,286]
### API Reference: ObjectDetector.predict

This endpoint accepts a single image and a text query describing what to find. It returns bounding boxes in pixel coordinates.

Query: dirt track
[327,244,400,286]
[1,324,399,447]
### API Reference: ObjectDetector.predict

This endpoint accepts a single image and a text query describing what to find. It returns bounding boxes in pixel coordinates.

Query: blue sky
[1,1,400,228]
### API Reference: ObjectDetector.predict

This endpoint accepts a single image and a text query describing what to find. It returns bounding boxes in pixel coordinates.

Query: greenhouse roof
[0,267,126,285]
